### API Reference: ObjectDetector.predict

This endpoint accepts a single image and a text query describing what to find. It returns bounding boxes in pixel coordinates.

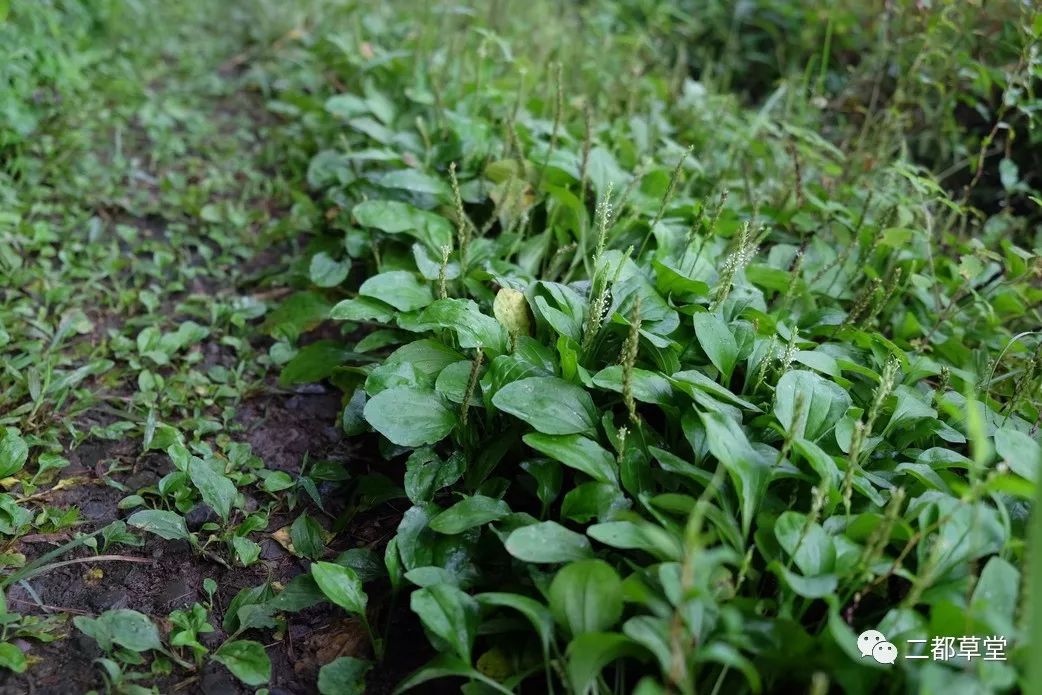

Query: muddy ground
[0,383,442,694]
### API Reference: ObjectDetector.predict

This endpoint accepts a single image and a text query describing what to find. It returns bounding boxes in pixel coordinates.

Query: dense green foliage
[272,1,1042,693]
[2,0,1041,693]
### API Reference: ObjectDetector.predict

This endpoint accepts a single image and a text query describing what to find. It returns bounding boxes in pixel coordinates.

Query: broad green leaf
[0,429,27,478]
[73,615,113,651]
[290,513,326,560]
[896,461,950,492]
[794,350,840,377]
[774,511,835,575]
[223,583,274,634]
[307,150,352,188]
[561,482,629,523]
[521,459,563,510]
[366,340,464,395]
[618,444,655,500]
[886,385,938,434]
[531,284,586,332]
[261,471,295,493]
[623,616,672,674]
[774,370,851,441]
[0,642,25,673]
[350,118,396,143]
[127,510,190,541]
[186,457,235,521]
[647,444,708,484]
[330,296,396,322]
[344,113,393,140]
[429,495,510,534]
[492,377,596,435]
[311,561,367,616]
[769,561,838,599]
[396,504,437,571]
[385,537,403,591]
[405,298,507,353]
[696,641,763,694]
[336,548,386,583]
[214,640,271,686]
[280,341,356,385]
[232,536,261,566]
[410,584,479,663]
[745,263,793,292]
[523,433,617,485]
[359,271,433,312]
[565,632,645,694]
[586,521,648,550]
[533,295,582,342]
[792,438,841,492]
[352,200,453,251]
[268,574,325,612]
[670,369,759,411]
[586,147,629,199]
[588,520,680,560]
[607,255,680,337]
[375,169,451,200]
[549,560,623,636]
[364,386,457,447]
[158,320,209,354]
[653,259,711,298]
[404,449,464,504]
[434,360,477,403]
[911,491,1005,581]
[698,409,768,537]
[324,93,368,119]
[318,657,370,695]
[591,366,673,405]
[994,427,1040,482]
[971,556,1018,637]
[487,354,553,392]
[75,610,162,653]
[262,291,331,338]
[693,312,738,381]
[404,566,459,587]
[106,609,163,652]
[504,521,593,563]
[392,653,512,695]
[309,251,349,287]
[476,593,554,653]
[413,242,460,280]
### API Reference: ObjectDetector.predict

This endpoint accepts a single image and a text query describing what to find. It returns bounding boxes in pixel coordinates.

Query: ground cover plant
[1,0,1041,693]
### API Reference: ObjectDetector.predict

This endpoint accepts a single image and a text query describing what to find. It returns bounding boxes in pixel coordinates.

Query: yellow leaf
[493,287,531,338]
[272,526,296,554]
[476,647,513,681]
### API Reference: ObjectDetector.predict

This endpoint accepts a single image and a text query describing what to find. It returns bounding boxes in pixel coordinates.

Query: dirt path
[0,21,374,694]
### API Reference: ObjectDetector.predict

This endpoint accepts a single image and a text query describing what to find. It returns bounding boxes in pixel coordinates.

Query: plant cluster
[255,1,1042,693]
[1,0,1041,693]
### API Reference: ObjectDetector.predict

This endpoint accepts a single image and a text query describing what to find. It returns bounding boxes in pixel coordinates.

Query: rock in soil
[186,503,219,531]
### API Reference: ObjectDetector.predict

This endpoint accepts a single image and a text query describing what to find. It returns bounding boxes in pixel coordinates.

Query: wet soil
[1,364,446,695]
[0,387,351,694]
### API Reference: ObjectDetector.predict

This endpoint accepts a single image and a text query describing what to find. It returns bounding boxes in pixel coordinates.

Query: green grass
[1,0,1041,693]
